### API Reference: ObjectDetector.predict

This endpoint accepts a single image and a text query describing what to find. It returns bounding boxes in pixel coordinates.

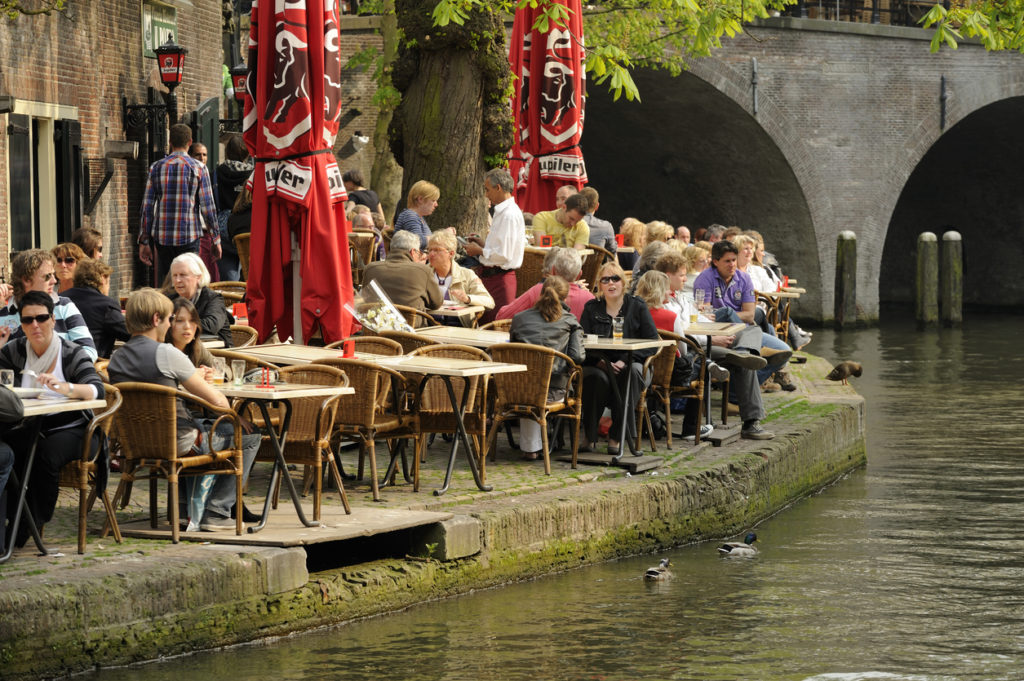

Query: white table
[429,302,485,324]
[216,383,353,532]
[414,326,511,348]
[374,355,526,495]
[0,396,107,563]
[234,343,347,366]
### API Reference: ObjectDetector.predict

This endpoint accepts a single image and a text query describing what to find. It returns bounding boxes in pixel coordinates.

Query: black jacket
[580,294,660,364]
[63,286,130,359]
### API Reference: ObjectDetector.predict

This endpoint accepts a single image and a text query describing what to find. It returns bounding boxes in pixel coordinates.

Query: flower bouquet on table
[349,280,414,333]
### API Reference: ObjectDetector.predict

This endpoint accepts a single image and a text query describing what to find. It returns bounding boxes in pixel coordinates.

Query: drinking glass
[231,360,246,386]
[0,370,13,388]
[694,288,706,314]
[211,358,228,385]
[612,317,624,343]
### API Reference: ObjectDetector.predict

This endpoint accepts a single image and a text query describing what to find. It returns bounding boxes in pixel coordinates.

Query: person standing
[138,124,220,287]
[463,168,526,325]
[215,135,254,281]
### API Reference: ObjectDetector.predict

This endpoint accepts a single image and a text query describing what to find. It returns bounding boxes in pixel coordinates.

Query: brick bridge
[580,18,1024,323]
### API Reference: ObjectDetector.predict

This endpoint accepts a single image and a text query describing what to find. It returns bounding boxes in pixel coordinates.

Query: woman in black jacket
[163,253,233,347]
[579,262,659,455]
[63,258,129,359]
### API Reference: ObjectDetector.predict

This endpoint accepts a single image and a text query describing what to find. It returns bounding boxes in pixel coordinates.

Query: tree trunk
[370,0,402,225]
[392,0,513,235]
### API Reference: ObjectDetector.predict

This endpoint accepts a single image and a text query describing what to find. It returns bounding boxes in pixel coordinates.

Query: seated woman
[163,297,262,526]
[108,289,258,531]
[426,230,494,326]
[52,243,87,295]
[580,262,660,455]
[71,227,103,261]
[0,291,104,548]
[63,258,129,359]
[163,253,233,347]
[509,276,585,460]
[393,180,439,251]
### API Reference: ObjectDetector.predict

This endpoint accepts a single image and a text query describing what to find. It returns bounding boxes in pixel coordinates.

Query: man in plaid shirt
[138,124,220,286]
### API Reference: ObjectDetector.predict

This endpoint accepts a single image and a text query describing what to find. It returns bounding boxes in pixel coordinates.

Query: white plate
[10,387,44,399]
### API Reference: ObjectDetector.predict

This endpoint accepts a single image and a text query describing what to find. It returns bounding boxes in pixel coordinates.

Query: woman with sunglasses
[579,262,660,455]
[51,243,87,294]
[0,249,97,361]
[0,290,104,548]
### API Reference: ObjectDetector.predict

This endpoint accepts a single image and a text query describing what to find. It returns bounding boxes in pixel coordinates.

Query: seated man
[107,288,261,531]
[496,247,594,321]
[655,251,774,441]
[691,240,791,385]
[361,230,442,316]
[580,187,616,254]
[531,192,590,250]
[0,249,97,361]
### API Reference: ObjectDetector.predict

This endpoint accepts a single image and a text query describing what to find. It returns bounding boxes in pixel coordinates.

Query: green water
[84,316,1024,680]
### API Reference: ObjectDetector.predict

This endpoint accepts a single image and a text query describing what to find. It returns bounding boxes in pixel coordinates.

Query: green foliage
[920,0,1024,53]
[2,0,65,20]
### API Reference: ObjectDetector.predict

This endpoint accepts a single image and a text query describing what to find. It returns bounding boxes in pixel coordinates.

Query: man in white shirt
[463,168,526,324]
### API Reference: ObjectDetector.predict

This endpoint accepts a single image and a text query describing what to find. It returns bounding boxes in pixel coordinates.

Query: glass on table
[693,288,706,316]
[211,358,228,385]
[231,359,246,386]
[612,316,624,343]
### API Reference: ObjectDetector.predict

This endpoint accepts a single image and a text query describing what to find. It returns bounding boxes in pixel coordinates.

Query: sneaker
[741,421,775,440]
[706,361,731,383]
[681,423,714,440]
[200,514,237,532]
[720,349,767,371]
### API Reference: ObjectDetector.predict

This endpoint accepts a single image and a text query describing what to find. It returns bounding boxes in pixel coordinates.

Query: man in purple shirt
[138,124,220,286]
[692,241,756,324]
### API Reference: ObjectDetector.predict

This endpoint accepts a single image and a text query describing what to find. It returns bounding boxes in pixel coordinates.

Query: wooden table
[374,355,526,495]
[216,382,353,532]
[581,338,675,461]
[0,396,107,563]
[757,290,801,299]
[235,343,347,366]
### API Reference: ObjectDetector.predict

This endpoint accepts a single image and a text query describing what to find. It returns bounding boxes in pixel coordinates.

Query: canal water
[86,315,1024,681]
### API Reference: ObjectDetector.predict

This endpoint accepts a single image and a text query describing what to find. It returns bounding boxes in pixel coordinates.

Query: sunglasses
[599,275,622,284]
[56,257,77,265]
[20,314,52,325]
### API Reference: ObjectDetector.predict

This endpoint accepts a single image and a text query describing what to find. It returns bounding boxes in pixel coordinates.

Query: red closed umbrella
[242,0,354,344]
[508,0,588,215]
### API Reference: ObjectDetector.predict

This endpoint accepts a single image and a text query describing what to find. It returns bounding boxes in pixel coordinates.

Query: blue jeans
[713,308,789,384]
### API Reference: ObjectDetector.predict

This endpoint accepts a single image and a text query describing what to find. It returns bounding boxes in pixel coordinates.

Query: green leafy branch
[2,0,66,21]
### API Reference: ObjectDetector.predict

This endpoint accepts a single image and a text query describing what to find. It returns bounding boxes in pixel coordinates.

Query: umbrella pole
[291,230,303,345]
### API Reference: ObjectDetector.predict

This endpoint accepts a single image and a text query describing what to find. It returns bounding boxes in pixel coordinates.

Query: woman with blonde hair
[645,220,674,244]
[426,230,494,325]
[579,261,659,455]
[394,180,440,250]
[509,276,584,460]
[617,217,646,270]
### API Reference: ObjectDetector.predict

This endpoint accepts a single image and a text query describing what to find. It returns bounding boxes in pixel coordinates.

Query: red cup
[343,340,354,358]
[232,302,248,319]
[783,275,790,288]
[540,235,553,247]
[615,233,625,247]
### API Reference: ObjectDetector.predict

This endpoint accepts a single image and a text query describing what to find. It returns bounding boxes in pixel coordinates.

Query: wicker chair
[486,343,583,474]
[407,344,491,489]
[377,329,439,355]
[478,319,512,332]
[255,364,350,520]
[230,324,259,348]
[581,244,614,292]
[321,358,418,501]
[57,384,123,554]
[637,329,727,448]
[210,281,247,298]
[755,292,791,341]
[349,231,379,286]
[234,232,251,280]
[515,247,548,297]
[393,304,441,328]
[325,336,403,356]
[109,382,245,543]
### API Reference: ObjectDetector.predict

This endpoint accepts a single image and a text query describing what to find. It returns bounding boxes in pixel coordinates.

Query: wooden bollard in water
[941,231,963,325]
[834,231,857,328]
[916,232,938,325]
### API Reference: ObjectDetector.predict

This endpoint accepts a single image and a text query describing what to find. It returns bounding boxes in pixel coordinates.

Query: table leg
[612,350,642,463]
[246,399,319,533]
[434,376,492,496]
[0,418,52,563]
[705,337,714,429]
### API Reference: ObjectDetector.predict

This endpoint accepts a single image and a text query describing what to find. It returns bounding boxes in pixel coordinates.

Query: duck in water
[718,532,758,557]
[643,558,674,581]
